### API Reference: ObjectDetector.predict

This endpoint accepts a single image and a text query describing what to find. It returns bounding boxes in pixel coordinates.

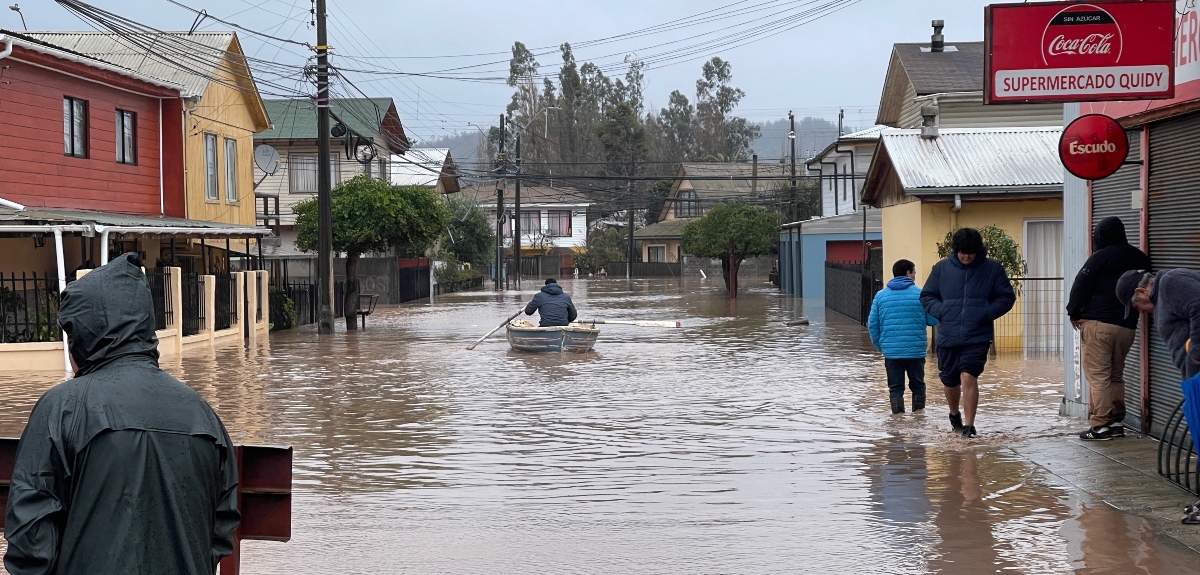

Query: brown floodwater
[1,278,1198,574]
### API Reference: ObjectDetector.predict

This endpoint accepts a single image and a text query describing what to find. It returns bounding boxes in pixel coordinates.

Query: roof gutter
[0,36,13,60]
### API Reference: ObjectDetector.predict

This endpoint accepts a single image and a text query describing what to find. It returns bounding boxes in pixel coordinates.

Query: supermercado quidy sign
[1059,114,1130,180]
[986,1,1176,104]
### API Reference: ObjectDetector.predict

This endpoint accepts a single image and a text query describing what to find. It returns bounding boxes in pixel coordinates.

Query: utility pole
[626,150,636,281]
[495,114,506,291]
[789,110,797,222]
[315,0,334,335]
[514,134,522,289]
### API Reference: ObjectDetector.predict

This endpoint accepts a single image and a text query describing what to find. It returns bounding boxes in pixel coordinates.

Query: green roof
[634,219,690,240]
[256,98,409,153]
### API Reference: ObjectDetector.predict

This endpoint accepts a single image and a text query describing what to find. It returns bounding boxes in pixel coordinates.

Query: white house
[804,126,886,218]
[389,147,459,193]
[450,184,591,254]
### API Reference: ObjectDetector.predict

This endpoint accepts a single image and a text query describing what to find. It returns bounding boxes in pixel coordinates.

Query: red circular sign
[1059,114,1129,180]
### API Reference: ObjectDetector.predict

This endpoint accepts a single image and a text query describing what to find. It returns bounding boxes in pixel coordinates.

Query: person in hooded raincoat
[868,259,938,415]
[1066,216,1151,441]
[524,278,578,327]
[3,253,239,575]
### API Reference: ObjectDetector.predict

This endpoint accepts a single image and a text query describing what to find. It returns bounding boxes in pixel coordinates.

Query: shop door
[1090,129,1144,431]
[1146,113,1200,438]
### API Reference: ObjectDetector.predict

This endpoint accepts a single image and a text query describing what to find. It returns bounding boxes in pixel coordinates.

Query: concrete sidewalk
[1013,430,1200,553]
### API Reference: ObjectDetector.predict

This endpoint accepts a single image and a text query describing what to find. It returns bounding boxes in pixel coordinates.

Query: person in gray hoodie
[4,253,239,575]
[1117,268,1200,379]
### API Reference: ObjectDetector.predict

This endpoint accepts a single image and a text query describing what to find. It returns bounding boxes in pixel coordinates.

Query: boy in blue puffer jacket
[868,259,938,414]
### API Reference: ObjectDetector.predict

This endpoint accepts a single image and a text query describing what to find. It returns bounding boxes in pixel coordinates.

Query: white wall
[813,140,876,218]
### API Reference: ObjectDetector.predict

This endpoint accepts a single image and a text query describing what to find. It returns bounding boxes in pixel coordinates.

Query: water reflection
[0,279,1197,573]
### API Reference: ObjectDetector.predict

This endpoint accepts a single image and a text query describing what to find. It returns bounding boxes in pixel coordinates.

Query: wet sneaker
[1080,426,1113,441]
[1110,422,1126,437]
[961,425,977,439]
[949,412,963,432]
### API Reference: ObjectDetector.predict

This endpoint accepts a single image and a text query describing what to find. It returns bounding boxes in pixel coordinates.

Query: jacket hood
[950,245,989,269]
[887,276,915,290]
[541,283,564,296]
[58,252,160,376]
[1093,216,1128,250]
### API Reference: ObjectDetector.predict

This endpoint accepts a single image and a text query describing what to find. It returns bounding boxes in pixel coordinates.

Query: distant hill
[751,117,854,162]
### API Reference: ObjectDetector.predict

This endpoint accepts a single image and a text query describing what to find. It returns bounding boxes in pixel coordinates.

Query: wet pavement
[2,277,1199,573]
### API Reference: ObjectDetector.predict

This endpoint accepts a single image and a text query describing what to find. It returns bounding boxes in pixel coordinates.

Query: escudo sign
[986,1,1176,104]
[1059,114,1129,180]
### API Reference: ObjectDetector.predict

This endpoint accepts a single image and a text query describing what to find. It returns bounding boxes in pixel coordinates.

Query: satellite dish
[354,142,377,165]
[254,144,280,175]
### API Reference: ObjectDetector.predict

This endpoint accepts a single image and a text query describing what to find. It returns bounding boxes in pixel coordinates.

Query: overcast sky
[15,0,1006,142]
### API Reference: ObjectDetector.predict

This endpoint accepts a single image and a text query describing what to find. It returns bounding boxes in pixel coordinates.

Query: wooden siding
[0,50,177,215]
[183,53,261,226]
[254,140,392,227]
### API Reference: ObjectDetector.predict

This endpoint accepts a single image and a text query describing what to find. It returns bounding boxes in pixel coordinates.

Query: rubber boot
[911,395,926,412]
[890,397,905,414]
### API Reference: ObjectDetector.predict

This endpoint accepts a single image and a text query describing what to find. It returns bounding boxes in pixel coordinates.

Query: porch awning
[0,206,271,238]
[634,219,690,241]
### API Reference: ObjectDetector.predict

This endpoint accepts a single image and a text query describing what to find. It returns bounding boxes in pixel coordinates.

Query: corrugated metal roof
[390,148,449,187]
[0,207,269,234]
[23,31,234,98]
[805,125,887,165]
[794,209,881,235]
[880,127,1064,190]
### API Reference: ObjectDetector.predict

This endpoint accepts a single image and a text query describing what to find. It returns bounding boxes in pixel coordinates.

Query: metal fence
[433,275,484,296]
[285,281,318,327]
[180,273,203,337]
[993,277,1063,355]
[603,262,682,277]
[1158,399,1200,495]
[145,269,174,332]
[0,272,60,343]
[213,274,238,331]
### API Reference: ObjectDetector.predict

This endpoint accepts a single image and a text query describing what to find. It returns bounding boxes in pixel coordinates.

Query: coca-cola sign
[987,1,1175,104]
[1059,114,1129,180]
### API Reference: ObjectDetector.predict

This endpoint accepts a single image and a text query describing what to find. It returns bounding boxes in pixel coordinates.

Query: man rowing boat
[525,278,578,327]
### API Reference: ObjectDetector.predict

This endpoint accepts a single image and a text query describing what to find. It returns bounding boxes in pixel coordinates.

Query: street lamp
[9,4,26,30]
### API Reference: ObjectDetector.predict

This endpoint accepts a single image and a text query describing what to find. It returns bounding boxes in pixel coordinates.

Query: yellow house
[28,31,271,269]
[862,127,1064,353]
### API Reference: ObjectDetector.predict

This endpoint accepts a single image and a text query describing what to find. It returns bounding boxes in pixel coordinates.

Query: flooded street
[2,278,1198,573]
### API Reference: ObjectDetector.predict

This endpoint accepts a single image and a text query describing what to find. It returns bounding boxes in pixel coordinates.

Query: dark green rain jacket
[3,253,239,575]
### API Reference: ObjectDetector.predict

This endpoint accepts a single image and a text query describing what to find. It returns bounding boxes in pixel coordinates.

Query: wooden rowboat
[506,321,600,353]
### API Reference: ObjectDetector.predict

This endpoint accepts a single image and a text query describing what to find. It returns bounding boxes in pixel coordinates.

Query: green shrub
[269,286,297,331]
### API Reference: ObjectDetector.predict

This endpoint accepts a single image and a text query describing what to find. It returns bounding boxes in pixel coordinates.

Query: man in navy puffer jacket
[921,228,1016,439]
[525,279,578,327]
[869,259,938,414]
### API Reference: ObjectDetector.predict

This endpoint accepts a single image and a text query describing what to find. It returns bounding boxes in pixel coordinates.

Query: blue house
[779,209,882,298]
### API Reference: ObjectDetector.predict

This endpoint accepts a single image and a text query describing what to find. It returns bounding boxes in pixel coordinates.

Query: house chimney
[931,20,945,53]
[920,105,939,139]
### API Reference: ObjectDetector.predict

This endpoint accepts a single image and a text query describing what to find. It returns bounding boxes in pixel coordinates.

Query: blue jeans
[885,358,926,404]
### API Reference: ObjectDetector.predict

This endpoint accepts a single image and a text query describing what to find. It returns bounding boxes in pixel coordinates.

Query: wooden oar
[577,319,681,328]
[466,310,524,350]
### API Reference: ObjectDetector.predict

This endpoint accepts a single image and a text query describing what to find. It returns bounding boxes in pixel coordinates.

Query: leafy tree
[694,57,760,158]
[294,175,449,329]
[442,195,495,265]
[595,102,648,177]
[680,201,779,295]
[936,225,1030,294]
[651,90,697,162]
[643,179,674,226]
[575,225,637,273]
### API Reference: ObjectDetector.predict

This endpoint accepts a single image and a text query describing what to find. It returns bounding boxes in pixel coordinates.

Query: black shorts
[937,343,990,387]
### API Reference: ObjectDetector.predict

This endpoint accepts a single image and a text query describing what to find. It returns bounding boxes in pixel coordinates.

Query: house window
[520,211,541,235]
[204,134,219,201]
[63,97,87,158]
[546,210,572,237]
[674,190,700,218]
[288,154,340,193]
[115,110,136,164]
[648,246,666,263]
[224,139,238,203]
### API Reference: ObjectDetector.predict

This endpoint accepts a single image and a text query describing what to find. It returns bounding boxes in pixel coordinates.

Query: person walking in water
[1067,217,1150,441]
[920,228,1016,439]
[4,253,239,575]
[868,259,938,414]
[525,278,578,327]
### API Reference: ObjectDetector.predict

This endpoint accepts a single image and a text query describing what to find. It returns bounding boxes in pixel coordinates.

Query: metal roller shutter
[1146,113,1200,438]
[1090,129,1143,431]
